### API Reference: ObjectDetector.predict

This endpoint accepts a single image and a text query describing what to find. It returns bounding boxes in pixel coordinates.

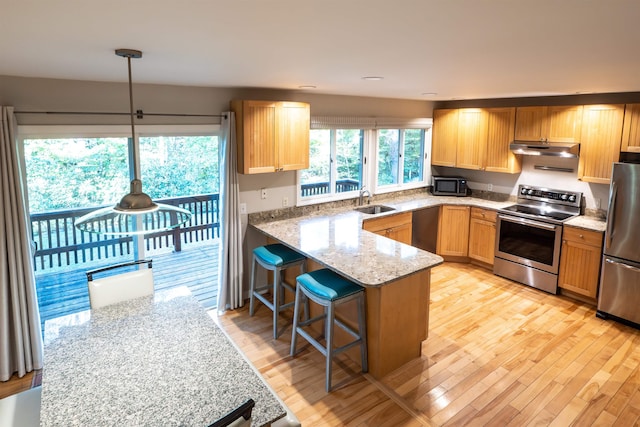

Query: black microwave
[431,176,469,196]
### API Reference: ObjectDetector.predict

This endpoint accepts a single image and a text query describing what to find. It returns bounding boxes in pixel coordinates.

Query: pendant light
[74,49,191,236]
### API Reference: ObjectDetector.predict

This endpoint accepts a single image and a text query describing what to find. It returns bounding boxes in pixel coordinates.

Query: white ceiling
[2,0,640,101]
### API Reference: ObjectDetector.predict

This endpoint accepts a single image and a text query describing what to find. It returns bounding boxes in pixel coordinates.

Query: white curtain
[0,106,43,381]
[217,112,244,311]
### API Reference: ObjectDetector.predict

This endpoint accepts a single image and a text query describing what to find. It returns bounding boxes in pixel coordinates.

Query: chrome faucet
[358,187,371,206]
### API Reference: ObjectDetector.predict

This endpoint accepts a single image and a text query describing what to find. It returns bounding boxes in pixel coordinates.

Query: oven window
[498,220,556,266]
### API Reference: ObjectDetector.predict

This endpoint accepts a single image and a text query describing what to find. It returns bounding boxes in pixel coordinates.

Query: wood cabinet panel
[436,205,470,257]
[278,102,310,171]
[433,107,519,173]
[559,227,603,299]
[484,107,520,173]
[578,104,624,184]
[621,103,640,153]
[431,109,458,167]
[515,105,583,143]
[456,109,487,170]
[468,207,497,266]
[232,100,310,174]
[363,212,412,245]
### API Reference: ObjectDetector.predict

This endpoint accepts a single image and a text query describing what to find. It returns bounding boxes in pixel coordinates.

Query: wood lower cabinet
[436,205,470,257]
[558,226,604,300]
[231,100,310,174]
[622,103,640,153]
[468,207,497,266]
[578,104,624,184]
[362,211,412,245]
[514,105,583,142]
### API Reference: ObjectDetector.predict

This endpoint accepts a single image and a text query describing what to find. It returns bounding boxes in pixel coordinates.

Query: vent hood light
[509,141,580,158]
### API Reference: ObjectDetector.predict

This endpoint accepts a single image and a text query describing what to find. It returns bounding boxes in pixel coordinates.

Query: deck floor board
[35,241,219,332]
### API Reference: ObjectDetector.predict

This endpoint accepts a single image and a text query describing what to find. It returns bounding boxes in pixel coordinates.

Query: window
[297,117,432,205]
[377,129,425,188]
[299,129,364,201]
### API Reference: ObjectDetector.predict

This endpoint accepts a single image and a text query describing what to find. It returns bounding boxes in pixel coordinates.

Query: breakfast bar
[251,206,444,378]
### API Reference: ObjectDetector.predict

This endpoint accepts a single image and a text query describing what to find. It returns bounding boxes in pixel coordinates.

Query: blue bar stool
[249,243,306,339]
[290,268,368,392]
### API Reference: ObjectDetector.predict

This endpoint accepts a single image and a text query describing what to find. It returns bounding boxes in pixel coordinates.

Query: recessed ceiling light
[298,85,316,89]
[362,76,384,81]
[422,92,438,96]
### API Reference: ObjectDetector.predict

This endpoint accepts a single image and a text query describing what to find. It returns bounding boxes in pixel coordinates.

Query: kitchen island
[41,287,290,426]
[251,204,444,378]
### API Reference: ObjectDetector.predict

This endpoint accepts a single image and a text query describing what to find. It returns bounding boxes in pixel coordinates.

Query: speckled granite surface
[41,288,286,427]
[250,192,607,286]
[565,215,607,232]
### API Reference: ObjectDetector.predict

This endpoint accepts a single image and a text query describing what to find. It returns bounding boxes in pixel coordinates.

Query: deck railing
[30,193,220,272]
[300,179,360,197]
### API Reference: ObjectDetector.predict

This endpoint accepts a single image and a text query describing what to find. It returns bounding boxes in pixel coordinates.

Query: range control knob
[527,189,534,195]
[560,194,568,201]
[521,188,528,195]
[568,195,576,202]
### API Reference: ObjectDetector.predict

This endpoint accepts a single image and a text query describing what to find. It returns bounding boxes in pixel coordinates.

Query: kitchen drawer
[362,211,412,233]
[471,207,497,223]
[563,226,603,247]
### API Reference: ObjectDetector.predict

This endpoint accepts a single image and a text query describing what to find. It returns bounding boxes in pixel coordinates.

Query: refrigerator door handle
[605,257,640,273]
[606,182,617,250]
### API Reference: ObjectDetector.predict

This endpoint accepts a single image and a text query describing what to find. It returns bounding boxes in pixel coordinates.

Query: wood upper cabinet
[362,212,412,245]
[231,100,310,174]
[621,103,640,153]
[514,105,583,143]
[431,109,459,167]
[484,107,520,173]
[436,205,470,257]
[558,226,604,300]
[578,104,624,184]
[456,109,487,170]
[468,207,497,266]
[432,107,520,173]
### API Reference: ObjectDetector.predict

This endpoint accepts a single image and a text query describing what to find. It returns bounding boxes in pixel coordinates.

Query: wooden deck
[35,240,219,332]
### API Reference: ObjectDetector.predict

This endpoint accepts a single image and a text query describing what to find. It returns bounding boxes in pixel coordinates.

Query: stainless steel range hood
[510,141,580,158]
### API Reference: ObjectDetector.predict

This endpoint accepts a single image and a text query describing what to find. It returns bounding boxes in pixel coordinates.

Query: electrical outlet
[260,188,267,199]
[240,203,247,214]
[282,197,289,207]
[487,184,493,191]
[595,198,601,209]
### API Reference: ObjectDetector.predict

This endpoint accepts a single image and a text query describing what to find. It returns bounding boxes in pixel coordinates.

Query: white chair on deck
[86,259,154,309]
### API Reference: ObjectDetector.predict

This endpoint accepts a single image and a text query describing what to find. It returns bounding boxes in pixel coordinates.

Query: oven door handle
[498,214,559,231]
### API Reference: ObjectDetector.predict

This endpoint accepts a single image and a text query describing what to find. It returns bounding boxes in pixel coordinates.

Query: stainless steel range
[494,185,583,294]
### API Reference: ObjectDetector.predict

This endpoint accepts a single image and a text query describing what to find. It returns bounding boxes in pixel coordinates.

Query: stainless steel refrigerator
[597,161,640,325]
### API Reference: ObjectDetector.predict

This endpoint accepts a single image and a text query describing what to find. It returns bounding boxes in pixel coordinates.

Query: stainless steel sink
[354,205,396,214]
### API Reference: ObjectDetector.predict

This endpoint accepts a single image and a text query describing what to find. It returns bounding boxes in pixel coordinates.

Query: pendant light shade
[74,49,191,236]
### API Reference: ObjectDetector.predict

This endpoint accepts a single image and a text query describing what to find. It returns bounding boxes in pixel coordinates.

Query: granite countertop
[250,192,607,287]
[41,287,286,427]
[564,215,607,232]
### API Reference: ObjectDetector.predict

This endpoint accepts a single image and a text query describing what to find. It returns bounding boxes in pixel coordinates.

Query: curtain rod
[14,109,227,120]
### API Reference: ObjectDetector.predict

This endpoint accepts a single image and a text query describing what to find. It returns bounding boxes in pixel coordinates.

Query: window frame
[373,127,432,195]
[18,124,221,258]
[296,128,371,206]
[296,118,432,206]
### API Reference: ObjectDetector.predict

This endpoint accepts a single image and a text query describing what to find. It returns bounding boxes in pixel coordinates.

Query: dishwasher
[411,206,439,253]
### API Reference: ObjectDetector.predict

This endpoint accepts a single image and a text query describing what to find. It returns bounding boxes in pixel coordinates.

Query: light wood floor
[216,263,640,426]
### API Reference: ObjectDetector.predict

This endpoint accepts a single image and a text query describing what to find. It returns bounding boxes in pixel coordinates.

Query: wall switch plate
[240,203,247,214]
[282,197,289,207]
[260,188,267,199]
